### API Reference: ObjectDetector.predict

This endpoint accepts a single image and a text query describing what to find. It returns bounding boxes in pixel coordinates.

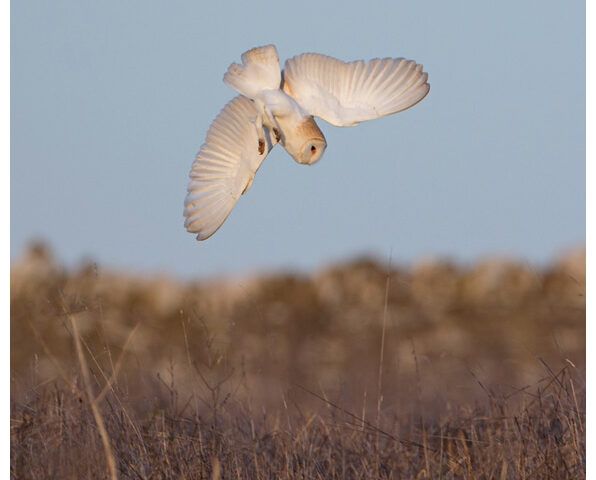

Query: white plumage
[184,96,278,240]
[185,45,430,240]
[283,54,429,126]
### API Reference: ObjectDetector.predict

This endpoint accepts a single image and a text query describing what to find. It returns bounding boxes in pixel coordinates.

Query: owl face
[297,138,327,165]
[277,115,327,165]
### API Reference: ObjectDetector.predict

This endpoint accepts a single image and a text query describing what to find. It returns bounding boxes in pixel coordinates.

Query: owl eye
[311,145,317,153]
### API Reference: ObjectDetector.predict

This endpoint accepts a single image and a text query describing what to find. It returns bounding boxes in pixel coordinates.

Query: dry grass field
[10,244,585,479]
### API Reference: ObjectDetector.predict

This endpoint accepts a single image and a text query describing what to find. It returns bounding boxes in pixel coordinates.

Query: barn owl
[184,45,429,240]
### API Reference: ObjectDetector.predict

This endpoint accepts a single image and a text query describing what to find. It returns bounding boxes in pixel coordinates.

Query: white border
[586,0,592,475]
[3,0,10,472]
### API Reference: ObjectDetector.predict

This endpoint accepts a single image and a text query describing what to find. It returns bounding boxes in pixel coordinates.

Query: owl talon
[258,138,265,155]
[272,127,281,143]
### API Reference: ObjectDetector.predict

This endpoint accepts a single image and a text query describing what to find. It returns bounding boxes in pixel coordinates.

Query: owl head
[277,115,327,165]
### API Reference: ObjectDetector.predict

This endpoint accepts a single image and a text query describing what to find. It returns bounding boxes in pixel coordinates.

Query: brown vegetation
[10,244,585,478]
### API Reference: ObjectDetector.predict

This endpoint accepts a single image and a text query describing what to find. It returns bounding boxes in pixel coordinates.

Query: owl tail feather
[223,45,282,99]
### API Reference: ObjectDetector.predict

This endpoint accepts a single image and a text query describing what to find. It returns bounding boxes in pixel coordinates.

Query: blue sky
[10,0,585,278]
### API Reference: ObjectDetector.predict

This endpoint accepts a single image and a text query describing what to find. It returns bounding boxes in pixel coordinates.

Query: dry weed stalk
[66,307,118,480]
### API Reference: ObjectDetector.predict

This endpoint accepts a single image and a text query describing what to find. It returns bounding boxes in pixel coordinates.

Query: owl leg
[252,110,267,155]
[263,106,282,143]
[250,100,268,155]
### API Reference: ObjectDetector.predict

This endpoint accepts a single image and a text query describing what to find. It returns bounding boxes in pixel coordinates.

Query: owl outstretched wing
[282,53,429,127]
[184,95,277,240]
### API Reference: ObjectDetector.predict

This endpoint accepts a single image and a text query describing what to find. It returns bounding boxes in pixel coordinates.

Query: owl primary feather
[184,44,429,240]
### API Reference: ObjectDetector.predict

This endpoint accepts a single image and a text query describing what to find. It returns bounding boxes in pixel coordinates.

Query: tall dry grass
[10,341,585,478]
[10,244,585,478]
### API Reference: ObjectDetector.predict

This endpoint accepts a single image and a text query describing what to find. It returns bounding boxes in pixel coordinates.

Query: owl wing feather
[184,95,277,240]
[282,53,429,127]
[223,45,281,98]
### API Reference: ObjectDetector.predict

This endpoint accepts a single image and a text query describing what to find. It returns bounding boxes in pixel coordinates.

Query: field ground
[10,244,585,478]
